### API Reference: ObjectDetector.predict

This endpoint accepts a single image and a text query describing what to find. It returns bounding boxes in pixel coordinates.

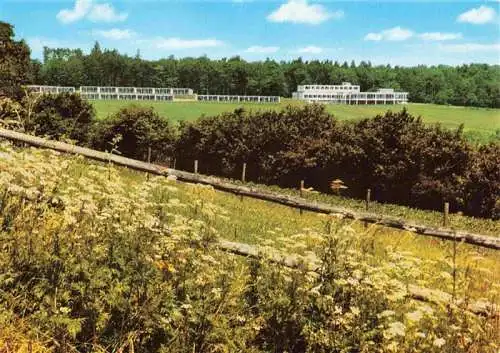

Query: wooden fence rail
[215,239,497,317]
[0,128,498,250]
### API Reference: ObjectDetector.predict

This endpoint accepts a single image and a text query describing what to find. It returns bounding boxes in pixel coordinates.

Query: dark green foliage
[0,21,31,98]
[92,105,176,163]
[33,44,500,108]
[176,104,337,182]
[29,92,95,143]
[176,105,498,218]
[328,111,473,212]
[464,143,500,219]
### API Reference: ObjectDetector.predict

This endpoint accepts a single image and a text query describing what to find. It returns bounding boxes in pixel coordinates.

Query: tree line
[31,44,500,108]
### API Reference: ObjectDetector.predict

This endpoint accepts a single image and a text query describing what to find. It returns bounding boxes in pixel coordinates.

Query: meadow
[92,100,500,142]
[0,141,498,352]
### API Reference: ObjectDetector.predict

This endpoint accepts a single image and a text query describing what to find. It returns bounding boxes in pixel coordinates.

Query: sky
[1,0,499,66]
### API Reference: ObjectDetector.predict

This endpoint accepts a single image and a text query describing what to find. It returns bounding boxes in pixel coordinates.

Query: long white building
[78,86,182,101]
[27,85,75,94]
[197,95,280,103]
[26,85,195,101]
[26,85,281,103]
[292,82,408,105]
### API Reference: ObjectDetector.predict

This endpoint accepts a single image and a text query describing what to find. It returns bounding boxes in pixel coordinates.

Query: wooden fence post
[194,159,198,174]
[443,202,449,227]
[299,180,304,215]
[242,162,247,183]
[172,158,176,170]
[146,146,152,181]
[364,188,371,228]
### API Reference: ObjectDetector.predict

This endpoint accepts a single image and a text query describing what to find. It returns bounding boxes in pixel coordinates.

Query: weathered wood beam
[215,239,498,318]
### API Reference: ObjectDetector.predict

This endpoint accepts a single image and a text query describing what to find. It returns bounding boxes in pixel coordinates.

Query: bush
[326,111,473,211]
[92,105,176,163]
[28,92,95,143]
[176,105,496,218]
[176,104,338,184]
[464,143,500,219]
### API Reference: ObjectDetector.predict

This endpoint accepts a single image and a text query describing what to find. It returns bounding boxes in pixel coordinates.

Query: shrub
[28,92,95,143]
[0,143,497,352]
[464,143,500,219]
[92,105,176,163]
[326,111,473,211]
[176,105,495,218]
[176,104,338,184]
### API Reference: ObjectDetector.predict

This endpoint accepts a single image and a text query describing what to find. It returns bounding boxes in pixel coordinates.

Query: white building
[197,95,280,103]
[78,86,178,101]
[27,85,75,94]
[25,85,281,103]
[292,82,408,105]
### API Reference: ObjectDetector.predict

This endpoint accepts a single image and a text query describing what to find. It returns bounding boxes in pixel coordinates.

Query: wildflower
[379,310,396,318]
[405,310,423,323]
[433,338,446,347]
[387,322,406,337]
[350,306,360,316]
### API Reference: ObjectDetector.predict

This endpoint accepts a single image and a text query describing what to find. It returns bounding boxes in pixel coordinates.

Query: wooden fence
[0,128,498,250]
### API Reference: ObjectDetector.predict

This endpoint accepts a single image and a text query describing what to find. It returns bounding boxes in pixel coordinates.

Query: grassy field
[92,99,500,141]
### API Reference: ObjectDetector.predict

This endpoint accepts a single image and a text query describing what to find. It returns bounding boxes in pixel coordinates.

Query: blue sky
[1,0,499,66]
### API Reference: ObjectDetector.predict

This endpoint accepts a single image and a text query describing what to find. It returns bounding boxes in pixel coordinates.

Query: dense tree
[29,92,95,143]
[0,21,31,97]
[92,105,176,163]
[21,35,498,108]
[176,106,498,218]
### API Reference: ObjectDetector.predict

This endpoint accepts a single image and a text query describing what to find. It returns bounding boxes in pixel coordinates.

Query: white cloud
[245,45,280,53]
[418,32,462,41]
[56,0,92,24]
[145,37,224,50]
[88,3,128,22]
[457,6,497,24]
[57,0,128,24]
[297,45,323,54]
[364,33,383,41]
[92,28,136,40]
[364,26,414,41]
[439,42,500,53]
[267,0,343,25]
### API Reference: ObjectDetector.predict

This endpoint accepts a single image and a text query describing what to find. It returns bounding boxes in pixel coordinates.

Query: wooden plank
[215,239,498,317]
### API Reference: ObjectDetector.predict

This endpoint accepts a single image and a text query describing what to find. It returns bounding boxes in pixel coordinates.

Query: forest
[29,43,500,108]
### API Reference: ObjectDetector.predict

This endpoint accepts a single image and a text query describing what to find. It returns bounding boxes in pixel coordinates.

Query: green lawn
[92,99,500,141]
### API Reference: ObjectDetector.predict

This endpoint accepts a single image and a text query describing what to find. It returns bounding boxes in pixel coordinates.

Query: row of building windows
[27,86,75,93]
[298,85,360,92]
[197,95,280,103]
[80,93,174,101]
[303,93,407,99]
[80,87,193,95]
